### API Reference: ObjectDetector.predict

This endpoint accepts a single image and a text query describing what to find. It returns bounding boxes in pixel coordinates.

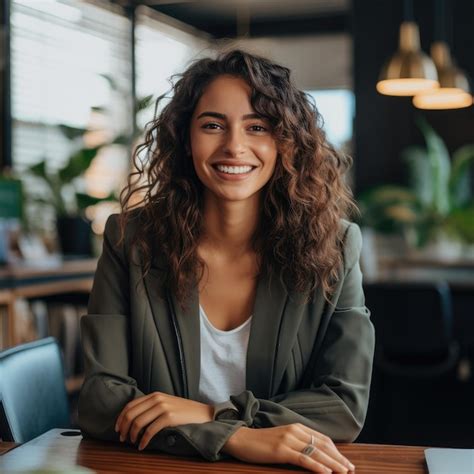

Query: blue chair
[0,337,71,442]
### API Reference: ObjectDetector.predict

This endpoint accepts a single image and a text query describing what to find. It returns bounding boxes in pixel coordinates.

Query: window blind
[10,0,133,233]
[10,0,133,174]
[135,5,211,129]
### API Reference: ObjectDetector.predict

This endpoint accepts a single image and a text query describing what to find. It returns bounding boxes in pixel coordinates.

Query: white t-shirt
[197,304,252,405]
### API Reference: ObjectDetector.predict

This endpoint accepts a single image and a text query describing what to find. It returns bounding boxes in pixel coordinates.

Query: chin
[213,189,260,202]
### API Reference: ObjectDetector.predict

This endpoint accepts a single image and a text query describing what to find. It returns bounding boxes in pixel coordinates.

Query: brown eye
[202,122,223,130]
[249,125,267,132]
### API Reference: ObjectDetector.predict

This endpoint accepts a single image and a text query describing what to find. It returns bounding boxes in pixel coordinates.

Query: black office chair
[0,337,71,443]
[367,281,459,377]
[357,280,467,447]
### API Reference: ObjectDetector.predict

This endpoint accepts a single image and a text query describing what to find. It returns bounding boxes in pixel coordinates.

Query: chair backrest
[0,337,70,443]
[363,280,458,376]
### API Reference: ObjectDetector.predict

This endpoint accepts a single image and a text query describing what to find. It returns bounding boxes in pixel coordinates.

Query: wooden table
[0,429,428,473]
[0,442,18,455]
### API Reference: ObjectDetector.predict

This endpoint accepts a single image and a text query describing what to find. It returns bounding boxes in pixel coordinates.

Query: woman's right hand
[222,423,355,473]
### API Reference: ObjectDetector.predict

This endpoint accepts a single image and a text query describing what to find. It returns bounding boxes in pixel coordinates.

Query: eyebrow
[196,111,265,121]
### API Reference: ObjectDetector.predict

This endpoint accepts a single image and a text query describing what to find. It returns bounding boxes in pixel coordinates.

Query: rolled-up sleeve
[229,223,375,442]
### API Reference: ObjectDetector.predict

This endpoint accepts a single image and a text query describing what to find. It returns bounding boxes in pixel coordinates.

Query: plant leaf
[135,94,154,114]
[357,185,418,233]
[91,105,106,113]
[58,146,101,183]
[415,116,451,216]
[76,192,116,210]
[401,145,432,207]
[58,124,88,140]
[112,133,131,146]
[28,160,48,179]
[450,144,474,208]
[99,73,119,91]
[445,204,474,244]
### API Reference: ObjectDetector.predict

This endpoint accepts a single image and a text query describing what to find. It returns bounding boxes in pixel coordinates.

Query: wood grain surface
[0,429,429,473]
[0,442,19,456]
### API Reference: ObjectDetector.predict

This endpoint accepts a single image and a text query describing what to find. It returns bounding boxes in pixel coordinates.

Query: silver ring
[301,444,316,456]
[301,434,317,456]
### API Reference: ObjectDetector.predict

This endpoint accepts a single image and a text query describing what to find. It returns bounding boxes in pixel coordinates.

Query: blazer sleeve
[77,215,246,461]
[229,223,375,442]
[77,214,146,442]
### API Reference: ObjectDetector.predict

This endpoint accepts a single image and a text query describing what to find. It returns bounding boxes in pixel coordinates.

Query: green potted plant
[26,126,118,256]
[357,116,474,260]
[22,68,155,256]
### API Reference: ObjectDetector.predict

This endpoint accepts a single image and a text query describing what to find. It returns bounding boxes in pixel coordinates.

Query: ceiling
[115,0,351,37]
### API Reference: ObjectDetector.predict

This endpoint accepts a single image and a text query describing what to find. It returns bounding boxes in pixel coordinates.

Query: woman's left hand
[115,392,214,450]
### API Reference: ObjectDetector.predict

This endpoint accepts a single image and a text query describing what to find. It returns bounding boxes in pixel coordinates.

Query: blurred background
[0,0,473,448]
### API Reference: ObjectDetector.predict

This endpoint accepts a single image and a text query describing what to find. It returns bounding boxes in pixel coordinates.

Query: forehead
[193,75,253,113]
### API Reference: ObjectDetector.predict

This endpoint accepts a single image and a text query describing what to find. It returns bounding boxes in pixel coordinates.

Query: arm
[228,223,375,443]
[78,215,245,460]
[78,214,145,441]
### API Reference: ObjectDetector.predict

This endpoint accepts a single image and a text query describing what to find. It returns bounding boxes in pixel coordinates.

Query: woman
[78,48,374,473]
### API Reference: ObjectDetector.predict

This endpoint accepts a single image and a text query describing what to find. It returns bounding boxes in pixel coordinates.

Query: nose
[222,126,246,157]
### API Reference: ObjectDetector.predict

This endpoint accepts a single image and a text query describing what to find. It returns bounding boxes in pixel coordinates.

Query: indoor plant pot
[56,215,93,256]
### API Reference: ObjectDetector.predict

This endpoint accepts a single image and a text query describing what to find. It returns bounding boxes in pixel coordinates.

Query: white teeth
[215,165,254,174]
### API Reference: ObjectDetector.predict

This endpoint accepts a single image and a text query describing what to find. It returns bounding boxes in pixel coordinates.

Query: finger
[115,393,158,431]
[129,406,167,444]
[295,438,349,473]
[118,398,162,442]
[287,447,332,474]
[298,425,355,471]
[285,429,347,473]
[137,415,171,451]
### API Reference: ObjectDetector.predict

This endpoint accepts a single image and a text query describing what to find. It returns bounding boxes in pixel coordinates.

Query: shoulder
[103,208,164,268]
[337,219,362,272]
[102,209,145,256]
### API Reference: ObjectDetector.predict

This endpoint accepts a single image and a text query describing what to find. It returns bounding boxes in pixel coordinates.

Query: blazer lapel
[143,256,201,400]
[167,281,201,401]
[270,287,311,395]
[246,269,288,399]
[143,267,187,397]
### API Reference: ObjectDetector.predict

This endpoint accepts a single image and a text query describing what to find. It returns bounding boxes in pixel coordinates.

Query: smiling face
[189,74,278,203]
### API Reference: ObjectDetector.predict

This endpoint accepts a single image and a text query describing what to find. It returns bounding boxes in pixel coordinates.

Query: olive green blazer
[78,214,375,461]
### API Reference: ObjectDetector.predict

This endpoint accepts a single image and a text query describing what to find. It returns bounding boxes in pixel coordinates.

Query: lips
[211,164,257,180]
[211,163,258,168]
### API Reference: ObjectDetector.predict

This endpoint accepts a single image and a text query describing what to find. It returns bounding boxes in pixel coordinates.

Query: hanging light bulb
[413,43,472,110]
[377,21,439,96]
[414,0,472,110]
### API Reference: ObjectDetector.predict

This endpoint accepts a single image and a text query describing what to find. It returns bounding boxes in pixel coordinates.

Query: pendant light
[413,0,472,109]
[376,0,439,96]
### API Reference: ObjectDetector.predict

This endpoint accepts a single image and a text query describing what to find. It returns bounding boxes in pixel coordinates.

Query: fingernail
[350,463,355,470]
[138,444,143,451]
[119,435,124,442]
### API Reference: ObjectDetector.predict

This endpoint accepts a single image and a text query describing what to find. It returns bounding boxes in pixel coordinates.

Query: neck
[199,191,261,259]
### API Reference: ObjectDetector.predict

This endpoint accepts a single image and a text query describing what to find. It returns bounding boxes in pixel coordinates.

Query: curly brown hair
[119,48,357,312]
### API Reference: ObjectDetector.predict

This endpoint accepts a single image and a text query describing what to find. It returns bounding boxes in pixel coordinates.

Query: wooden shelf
[0,258,96,348]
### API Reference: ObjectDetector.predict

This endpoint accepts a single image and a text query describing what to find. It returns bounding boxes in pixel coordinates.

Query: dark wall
[0,0,11,169]
[352,0,474,194]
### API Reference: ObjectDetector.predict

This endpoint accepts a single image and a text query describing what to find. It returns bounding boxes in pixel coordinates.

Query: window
[305,89,354,152]
[135,6,211,128]
[10,0,132,232]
